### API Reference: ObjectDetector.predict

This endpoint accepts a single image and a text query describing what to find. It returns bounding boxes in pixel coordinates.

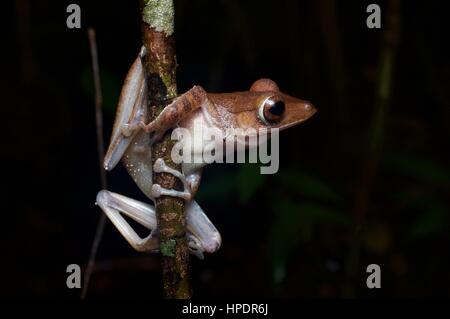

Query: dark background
[5,0,450,298]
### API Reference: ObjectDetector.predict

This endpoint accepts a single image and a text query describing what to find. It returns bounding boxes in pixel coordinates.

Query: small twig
[345,0,401,297]
[315,0,350,144]
[15,0,37,85]
[81,27,108,299]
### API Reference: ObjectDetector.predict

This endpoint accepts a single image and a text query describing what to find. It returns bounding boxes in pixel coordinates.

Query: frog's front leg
[139,85,208,141]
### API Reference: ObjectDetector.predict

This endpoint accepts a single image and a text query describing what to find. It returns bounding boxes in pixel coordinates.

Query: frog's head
[249,78,316,130]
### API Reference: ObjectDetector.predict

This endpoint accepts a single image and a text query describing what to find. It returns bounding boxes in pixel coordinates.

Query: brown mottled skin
[140,78,316,136]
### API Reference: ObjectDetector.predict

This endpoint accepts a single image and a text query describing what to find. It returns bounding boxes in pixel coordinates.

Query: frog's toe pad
[120,124,134,137]
[153,158,166,173]
[151,184,163,198]
[150,183,191,201]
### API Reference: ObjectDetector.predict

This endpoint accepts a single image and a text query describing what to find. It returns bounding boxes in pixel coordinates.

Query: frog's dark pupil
[269,101,285,115]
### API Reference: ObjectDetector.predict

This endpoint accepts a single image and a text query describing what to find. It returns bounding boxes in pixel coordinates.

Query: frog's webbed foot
[187,235,205,260]
[151,158,192,201]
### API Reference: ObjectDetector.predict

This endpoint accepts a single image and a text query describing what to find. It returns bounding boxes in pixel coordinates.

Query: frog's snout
[304,101,317,118]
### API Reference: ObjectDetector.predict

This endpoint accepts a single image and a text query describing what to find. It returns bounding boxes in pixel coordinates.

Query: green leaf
[195,172,236,202]
[269,200,350,283]
[393,190,443,212]
[406,202,448,240]
[236,163,266,204]
[295,203,351,226]
[383,152,450,187]
[269,200,307,284]
[195,163,266,204]
[275,170,342,203]
[81,67,120,115]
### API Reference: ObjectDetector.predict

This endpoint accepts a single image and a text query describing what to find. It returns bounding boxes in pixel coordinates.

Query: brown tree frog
[96,47,316,259]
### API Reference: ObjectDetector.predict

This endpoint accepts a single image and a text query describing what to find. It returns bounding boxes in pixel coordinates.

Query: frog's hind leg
[103,47,147,171]
[186,201,221,260]
[96,190,159,252]
[96,190,221,258]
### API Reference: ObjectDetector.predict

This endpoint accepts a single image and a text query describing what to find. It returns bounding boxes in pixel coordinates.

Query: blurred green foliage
[10,0,450,299]
[269,199,350,283]
[383,152,450,241]
[269,170,349,284]
[407,202,447,240]
[275,171,342,203]
[384,152,450,188]
[82,67,120,115]
[198,163,349,285]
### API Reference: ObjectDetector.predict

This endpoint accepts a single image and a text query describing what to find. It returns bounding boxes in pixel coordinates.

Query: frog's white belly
[123,105,226,197]
[178,108,223,175]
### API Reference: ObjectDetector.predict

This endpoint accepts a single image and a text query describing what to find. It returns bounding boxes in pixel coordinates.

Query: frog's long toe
[151,158,192,200]
[151,184,192,201]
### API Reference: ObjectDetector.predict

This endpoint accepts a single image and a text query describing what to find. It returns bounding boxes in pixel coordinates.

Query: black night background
[4,0,450,299]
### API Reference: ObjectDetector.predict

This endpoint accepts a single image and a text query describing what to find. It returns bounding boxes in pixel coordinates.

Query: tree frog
[96,47,316,259]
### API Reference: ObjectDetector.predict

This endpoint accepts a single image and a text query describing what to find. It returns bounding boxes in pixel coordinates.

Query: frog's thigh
[96,190,158,252]
[103,53,147,171]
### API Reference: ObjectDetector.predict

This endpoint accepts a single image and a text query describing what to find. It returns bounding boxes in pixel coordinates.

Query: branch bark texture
[140,0,191,299]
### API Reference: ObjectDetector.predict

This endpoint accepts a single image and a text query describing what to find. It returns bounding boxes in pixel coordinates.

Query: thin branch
[81,27,108,299]
[140,0,192,298]
[15,0,37,85]
[345,0,401,297]
[315,0,350,144]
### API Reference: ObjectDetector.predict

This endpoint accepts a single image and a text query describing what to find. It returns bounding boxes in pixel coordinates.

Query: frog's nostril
[304,102,317,114]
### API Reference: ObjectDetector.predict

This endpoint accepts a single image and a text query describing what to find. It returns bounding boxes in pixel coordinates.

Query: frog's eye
[259,96,285,125]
